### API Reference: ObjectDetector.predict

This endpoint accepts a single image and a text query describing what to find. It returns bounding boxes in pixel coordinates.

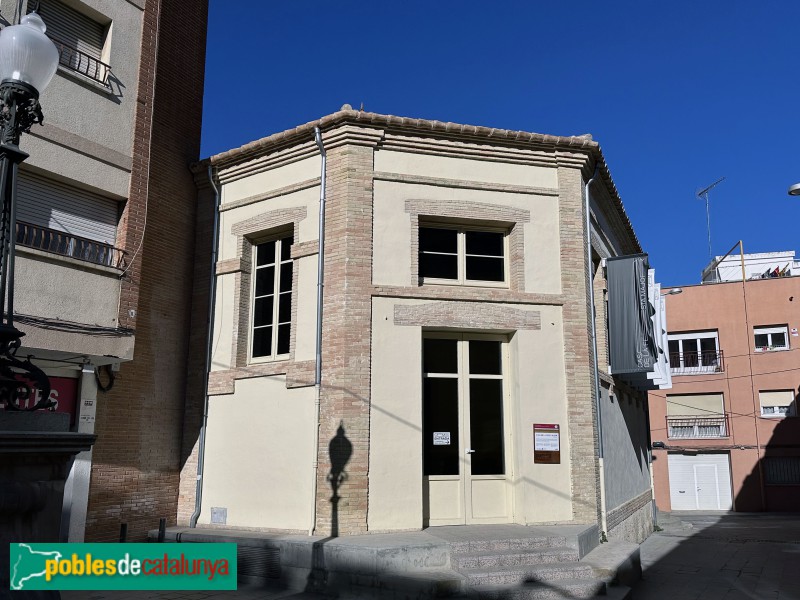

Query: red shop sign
[11,376,79,426]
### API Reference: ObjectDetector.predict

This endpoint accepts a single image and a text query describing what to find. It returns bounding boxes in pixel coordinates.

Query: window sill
[56,65,114,96]
[248,353,292,366]
[420,278,509,289]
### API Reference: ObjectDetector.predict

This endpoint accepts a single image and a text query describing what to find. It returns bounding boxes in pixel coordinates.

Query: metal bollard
[157,517,166,543]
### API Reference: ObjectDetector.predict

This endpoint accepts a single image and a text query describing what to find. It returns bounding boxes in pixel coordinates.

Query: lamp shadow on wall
[305,420,352,594]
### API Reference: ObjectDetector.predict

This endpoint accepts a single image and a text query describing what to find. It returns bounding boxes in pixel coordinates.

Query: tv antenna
[696,177,725,260]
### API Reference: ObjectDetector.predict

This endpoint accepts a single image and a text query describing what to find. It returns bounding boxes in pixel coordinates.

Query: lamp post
[0,13,59,412]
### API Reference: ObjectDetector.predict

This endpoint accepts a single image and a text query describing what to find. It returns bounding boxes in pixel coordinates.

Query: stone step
[468,577,605,599]
[453,546,580,570]
[448,536,568,555]
[463,562,596,587]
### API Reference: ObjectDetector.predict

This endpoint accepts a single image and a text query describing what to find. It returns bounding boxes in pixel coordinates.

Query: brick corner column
[557,164,601,525]
[314,128,382,536]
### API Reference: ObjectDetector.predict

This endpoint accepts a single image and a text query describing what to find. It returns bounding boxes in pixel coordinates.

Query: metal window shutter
[668,453,732,511]
[34,0,104,60]
[17,171,118,244]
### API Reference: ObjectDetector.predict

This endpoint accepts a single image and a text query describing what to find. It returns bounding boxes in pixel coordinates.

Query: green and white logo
[9,543,237,591]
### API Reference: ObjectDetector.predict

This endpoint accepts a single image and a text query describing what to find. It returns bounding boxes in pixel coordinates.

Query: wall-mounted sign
[534,423,560,464]
[4,376,78,426]
[433,432,451,446]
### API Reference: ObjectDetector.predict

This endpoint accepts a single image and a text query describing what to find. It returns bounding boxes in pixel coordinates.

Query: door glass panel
[469,340,502,375]
[469,379,504,475]
[700,337,717,366]
[424,338,458,374]
[423,378,459,475]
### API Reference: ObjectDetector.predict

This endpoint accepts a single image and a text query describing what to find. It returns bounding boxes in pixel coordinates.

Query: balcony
[16,221,125,269]
[669,350,724,375]
[667,414,729,439]
[50,35,111,88]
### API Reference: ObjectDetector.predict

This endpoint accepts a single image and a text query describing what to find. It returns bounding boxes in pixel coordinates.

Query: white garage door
[668,453,733,510]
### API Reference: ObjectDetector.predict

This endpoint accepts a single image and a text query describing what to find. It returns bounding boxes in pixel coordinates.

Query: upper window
[419,225,506,285]
[32,0,111,88]
[754,325,789,352]
[251,234,293,360]
[759,390,796,418]
[667,331,721,374]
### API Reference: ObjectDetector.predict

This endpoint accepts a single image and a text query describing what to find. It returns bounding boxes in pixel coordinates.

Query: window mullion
[272,239,282,357]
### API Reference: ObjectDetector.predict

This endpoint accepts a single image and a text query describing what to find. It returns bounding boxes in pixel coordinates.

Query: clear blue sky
[201,1,800,286]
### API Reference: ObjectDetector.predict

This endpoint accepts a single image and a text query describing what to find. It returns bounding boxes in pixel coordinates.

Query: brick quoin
[85,0,209,542]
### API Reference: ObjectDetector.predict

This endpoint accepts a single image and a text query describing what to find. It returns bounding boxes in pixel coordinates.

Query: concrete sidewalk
[632,513,800,600]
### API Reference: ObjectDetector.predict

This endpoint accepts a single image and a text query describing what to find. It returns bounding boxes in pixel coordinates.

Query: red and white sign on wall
[9,376,79,426]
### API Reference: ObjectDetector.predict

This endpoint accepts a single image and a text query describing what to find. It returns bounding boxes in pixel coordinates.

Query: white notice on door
[433,432,451,445]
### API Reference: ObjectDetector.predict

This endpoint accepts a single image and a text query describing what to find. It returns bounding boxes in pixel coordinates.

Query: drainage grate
[237,546,281,579]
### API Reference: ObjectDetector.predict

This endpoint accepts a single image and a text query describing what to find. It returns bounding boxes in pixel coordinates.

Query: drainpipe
[189,165,221,528]
[584,165,608,539]
[308,127,326,535]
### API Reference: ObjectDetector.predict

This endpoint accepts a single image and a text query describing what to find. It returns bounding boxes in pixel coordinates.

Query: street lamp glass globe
[0,13,59,94]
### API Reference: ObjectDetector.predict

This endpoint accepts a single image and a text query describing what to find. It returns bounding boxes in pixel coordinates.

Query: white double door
[422,334,513,526]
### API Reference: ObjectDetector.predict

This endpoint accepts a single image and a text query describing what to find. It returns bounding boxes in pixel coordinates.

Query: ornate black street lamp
[0,13,59,412]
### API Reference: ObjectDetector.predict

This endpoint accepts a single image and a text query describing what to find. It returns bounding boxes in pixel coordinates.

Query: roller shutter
[17,171,118,244]
[33,0,104,60]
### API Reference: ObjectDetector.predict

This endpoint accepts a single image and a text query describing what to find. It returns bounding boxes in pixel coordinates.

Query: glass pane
[255,266,275,297]
[700,337,717,366]
[755,333,769,348]
[278,292,291,323]
[420,227,457,253]
[280,263,293,292]
[465,256,504,281]
[420,252,458,279]
[277,324,291,355]
[252,326,272,357]
[469,340,502,375]
[668,340,680,368]
[772,332,787,347]
[423,378,459,476]
[280,235,293,260]
[423,338,458,374]
[256,241,276,266]
[469,379,504,475]
[466,231,503,257]
[253,296,274,327]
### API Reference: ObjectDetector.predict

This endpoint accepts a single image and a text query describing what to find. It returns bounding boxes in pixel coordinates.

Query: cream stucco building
[181,109,655,543]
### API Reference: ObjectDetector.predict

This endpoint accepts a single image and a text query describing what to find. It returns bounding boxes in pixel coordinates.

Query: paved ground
[633,513,800,600]
[62,514,800,599]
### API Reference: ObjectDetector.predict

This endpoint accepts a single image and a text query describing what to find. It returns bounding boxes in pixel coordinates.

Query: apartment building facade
[180,109,659,542]
[648,255,800,513]
[0,0,208,541]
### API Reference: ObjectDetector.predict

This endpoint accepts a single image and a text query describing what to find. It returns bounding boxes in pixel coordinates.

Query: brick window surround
[405,199,530,291]
[227,207,306,369]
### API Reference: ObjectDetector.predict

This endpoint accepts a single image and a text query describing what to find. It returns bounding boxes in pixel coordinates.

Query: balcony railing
[50,36,111,88]
[16,221,125,269]
[667,414,729,439]
[669,350,724,374]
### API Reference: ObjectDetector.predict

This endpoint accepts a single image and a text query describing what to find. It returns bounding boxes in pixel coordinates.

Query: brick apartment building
[0,0,208,541]
[178,109,666,542]
[648,251,800,513]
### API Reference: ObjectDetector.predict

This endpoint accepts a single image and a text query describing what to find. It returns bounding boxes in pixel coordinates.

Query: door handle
[465,449,476,454]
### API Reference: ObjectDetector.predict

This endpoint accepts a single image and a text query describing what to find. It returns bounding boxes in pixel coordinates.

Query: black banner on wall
[606,254,658,374]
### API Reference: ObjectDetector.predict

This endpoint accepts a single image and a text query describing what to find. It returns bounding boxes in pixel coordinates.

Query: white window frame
[754,325,790,352]
[667,331,720,374]
[249,233,293,363]
[419,223,509,288]
[759,390,797,418]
